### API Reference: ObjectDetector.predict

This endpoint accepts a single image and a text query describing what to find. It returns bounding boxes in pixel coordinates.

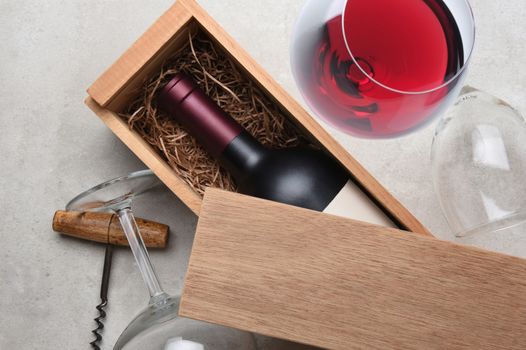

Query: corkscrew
[90,243,113,350]
[52,209,170,349]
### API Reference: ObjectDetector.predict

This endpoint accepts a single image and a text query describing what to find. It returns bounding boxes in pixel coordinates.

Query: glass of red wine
[291,0,475,138]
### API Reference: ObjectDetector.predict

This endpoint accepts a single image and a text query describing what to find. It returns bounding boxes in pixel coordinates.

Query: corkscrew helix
[90,244,113,350]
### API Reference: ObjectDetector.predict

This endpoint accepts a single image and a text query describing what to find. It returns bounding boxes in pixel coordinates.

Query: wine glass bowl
[114,294,180,349]
[290,0,476,138]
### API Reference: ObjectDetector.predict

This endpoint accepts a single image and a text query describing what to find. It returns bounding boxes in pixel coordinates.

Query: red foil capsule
[158,73,243,157]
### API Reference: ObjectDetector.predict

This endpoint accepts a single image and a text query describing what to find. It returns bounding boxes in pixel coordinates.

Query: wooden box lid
[180,188,526,350]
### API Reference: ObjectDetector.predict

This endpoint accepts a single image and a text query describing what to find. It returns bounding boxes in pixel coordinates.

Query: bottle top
[158,73,243,157]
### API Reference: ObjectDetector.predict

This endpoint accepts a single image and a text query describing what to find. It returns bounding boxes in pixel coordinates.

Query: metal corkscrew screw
[90,244,113,350]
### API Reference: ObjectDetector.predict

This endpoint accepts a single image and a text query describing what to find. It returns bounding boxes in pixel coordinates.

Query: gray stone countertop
[1,1,525,349]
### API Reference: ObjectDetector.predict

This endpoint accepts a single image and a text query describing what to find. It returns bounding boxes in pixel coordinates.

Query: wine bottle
[158,73,394,227]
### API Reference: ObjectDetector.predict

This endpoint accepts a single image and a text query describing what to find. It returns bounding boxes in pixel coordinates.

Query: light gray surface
[0,1,525,349]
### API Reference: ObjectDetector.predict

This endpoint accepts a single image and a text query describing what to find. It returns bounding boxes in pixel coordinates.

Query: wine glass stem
[117,207,164,298]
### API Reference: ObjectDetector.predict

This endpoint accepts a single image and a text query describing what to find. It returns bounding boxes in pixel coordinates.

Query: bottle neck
[220,131,267,181]
[158,74,244,158]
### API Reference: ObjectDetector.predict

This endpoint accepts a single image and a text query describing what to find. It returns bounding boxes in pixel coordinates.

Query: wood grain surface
[87,0,192,107]
[180,188,526,350]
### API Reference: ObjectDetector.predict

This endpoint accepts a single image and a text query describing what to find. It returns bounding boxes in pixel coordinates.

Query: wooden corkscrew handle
[52,210,169,248]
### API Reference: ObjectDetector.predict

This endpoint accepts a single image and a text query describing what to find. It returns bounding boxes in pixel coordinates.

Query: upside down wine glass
[432,88,526,241]
[66,170,256,350]
[291,0,475,138]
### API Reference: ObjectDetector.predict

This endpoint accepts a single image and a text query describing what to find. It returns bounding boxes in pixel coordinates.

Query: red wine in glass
[291,0,475,138]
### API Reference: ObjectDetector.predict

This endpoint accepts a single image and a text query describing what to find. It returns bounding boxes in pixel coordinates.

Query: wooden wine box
[84,2,526,348]
[85,0,430,236]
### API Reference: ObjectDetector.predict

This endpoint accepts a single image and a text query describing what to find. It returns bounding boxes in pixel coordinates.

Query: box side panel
[85,97,202,214]
[87,1,193,108]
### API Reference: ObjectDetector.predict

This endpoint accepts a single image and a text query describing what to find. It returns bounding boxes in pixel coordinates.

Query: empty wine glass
[290,0,475,138]
[66,170,256,349]
[431,87,526,239]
